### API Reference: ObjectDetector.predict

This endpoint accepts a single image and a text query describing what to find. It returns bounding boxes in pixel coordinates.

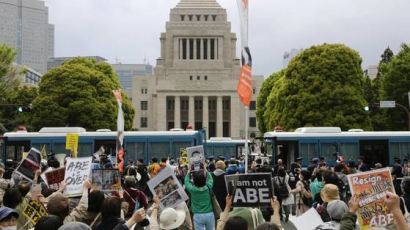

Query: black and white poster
[186,145,205,171]
[225,173,274,207]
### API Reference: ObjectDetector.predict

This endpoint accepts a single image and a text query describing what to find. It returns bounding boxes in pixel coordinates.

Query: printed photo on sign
[179,148,188,166]
[347,168,395,228]
[15,158,40,182]
[64,157,92,197]
[92,169,122,192]
[186,145,205,171]
[225,173,273,207]
[147,167,188,209]
[45,167,65,186]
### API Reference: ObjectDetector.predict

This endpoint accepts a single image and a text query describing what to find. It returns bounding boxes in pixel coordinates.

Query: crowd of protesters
[0,150,409,230]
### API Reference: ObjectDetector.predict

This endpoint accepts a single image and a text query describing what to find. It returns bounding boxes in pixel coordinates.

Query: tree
[256,70,284,133]
[31,58,135,131]
[264,44,371,131]
[380,44,410,130]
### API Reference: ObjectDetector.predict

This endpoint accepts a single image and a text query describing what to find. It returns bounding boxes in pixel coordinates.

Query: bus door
[360,140,389,166]
[275,141,298,169]
[319,141,338,166]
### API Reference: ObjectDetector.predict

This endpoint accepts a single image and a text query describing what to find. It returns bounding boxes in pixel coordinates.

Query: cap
[296,157,303,161]
[326,200,348,221]
[0,207,19,221]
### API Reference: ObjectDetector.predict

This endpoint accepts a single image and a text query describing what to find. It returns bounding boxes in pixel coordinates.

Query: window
[167,99,175,110]
[140,101,148,110]
[126,142,145,162]
[204,15,208,21]
[141,88,148,94]
[223,100,230,110]
[253,88,256,94]
[144,89,148,94]
[210,39,215,59]
[212,15,217,21]
[249,117,256,127]
[181,99,189,110]
[182,39,187,59]
[140,117,148,128]
[203,39,208,59]
[196,39,201,59]
[197,76,200,80]
[188,15,193,21]
[204,75,208,80]
[189,39,194,59]
[196,15,201,21]
[190,75,193,80]
[250,101,256,110]
[180,15,185,21]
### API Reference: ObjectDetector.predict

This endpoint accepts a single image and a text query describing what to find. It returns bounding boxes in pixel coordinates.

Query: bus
[264,127,410,168]
[1,127,206,166]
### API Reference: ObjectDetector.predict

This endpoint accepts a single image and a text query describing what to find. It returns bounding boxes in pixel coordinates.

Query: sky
[43,0,410,76]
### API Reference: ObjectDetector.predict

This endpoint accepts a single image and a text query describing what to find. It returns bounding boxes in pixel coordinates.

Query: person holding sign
[184,170,214,230]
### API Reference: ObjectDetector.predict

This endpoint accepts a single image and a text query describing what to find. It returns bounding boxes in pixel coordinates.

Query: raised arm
[206,172,214,188]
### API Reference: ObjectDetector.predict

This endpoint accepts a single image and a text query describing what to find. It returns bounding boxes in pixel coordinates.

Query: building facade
[0,0,54,74]
[111,64,153,97]
[364,64,378,80]
[132,0,263,138]
[47,56,108,70]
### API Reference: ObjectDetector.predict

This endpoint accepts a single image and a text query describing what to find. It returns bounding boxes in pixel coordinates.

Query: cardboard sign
[66,133,79,157]
[292,208,324,230]
[225,173,273,207]
[64,157,92,197]
[23,200,48,225]
[15,158,40,182]
[186,145,205,171]
[45,167,65,186]
[91,169,122,192]
[347,168,395,228]
[147,167,188,209]
[180,148,188,166]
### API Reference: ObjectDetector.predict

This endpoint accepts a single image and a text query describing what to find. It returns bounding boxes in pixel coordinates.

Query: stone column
[202,96,209,138]
[186,39,190,60]
[193,38,197,60]
[189,96,195,129]
[217,96,223,136]
[179,39,183,60]
[207,38,211,60]
[200,38,204,59]
[174,96,181,129]
[230,94,241,138]
[157,94,167,131]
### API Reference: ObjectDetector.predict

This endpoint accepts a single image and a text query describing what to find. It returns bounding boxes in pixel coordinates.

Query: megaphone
[54,153,67,167]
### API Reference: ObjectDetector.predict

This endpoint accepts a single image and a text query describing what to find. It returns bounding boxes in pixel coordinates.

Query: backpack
[274,176,289,199]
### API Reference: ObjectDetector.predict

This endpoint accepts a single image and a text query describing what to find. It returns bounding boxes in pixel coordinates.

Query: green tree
[380,44,410,130]
[264,44,371,131]
[256,70,284,133]
[31,58,135,131]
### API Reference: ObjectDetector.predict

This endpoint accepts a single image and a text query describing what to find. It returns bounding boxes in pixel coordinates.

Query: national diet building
[132,0,263,138]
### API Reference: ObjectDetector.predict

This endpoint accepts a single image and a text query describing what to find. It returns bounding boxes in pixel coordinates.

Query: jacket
[123,187,148,217]
[212,169,227,210]
[184,172,213,214]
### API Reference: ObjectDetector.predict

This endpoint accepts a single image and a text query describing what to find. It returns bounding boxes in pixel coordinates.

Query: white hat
[159,207,186,230]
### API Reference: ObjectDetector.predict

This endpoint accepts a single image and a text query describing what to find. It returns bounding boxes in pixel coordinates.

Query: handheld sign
[66,133,79,157]
[180,148,188,166]
[45,167,65,186]
[225,173,273,207]
[15,158,40,182]
[347,168,395,228]
[23,200,48,225]
[64,157,92,197]
[91,169,122,192]
[186,145,205,171]
[147,167,188,209]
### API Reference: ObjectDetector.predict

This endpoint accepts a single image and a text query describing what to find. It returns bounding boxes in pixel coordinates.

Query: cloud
[44,0,410,76]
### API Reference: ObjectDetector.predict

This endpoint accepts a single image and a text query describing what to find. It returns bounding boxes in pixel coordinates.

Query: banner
[23,200,48,225]
[91,169,122,192]
[45,167,65,186]
[15,158,40,182]
[347,168,395,229]
[113,90,125,173]
[147,167,188,209]
[66,133,79,157]
[179,148,188,166]
[64,157,92,197]
[186,145,205,171]
[225,173,273,207]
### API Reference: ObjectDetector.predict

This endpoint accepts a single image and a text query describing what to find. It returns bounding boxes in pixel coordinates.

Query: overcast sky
[43,0,410,76]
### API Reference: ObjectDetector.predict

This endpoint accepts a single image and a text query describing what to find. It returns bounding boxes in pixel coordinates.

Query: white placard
[64,157,92,197]
[292,208,324,230]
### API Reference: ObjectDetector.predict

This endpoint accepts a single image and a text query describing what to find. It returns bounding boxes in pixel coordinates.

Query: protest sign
[180,148,188,166]
[91,169,122,192]
[225,173,273,207]
[186,145,205,171]
[347,168,395,229]
[148,166,188,209]
[23,200,48,225]
[45,167,65,186]
[66,133,79,157]
[26,147,41,165]
[292,208,324,230]
[64,157,92,197]
[15,158,40,182]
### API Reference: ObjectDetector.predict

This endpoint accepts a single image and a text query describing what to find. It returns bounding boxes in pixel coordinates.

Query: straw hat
[159,207,186,230]
[320,184,340,203]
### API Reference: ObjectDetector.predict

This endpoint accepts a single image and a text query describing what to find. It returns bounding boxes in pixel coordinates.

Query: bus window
[53,143,70,155]
[95,140,116,156]
[32,143,51,154]
[78,143,93,157]
[340,143,359,162]
[320,143,337,165]
[5,141,30,162]
[300,143,317,166]
[150,142,170,160]
[127,142,145,162]
[390,142,410,164]
[173,142,191,159]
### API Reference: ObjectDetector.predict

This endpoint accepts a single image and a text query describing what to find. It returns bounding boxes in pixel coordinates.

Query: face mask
[2,226,17,230]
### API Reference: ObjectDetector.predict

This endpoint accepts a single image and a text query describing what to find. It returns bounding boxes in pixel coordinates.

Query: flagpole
[244,106,249,174]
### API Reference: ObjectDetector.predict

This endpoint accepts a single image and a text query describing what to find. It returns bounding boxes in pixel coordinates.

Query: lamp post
[395,103,410,131]
[378,101,410,131]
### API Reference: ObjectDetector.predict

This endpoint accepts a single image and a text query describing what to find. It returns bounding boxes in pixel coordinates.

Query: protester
[273,167,293,222]
[0,163,13,206]
[226,160,239,175]
[58,222,92,230]
[122,176,148,218]
[0,206,18,230]
[399,176,410,220]
[357,157,370,172]
[149,196,189,230]
[314,200,348,230]
[212,161,228,210]
[291,170,312,215]
[184,170,214,230]
[34,215,63,230]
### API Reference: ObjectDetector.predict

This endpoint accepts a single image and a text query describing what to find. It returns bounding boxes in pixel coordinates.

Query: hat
[218,155,225,161]
[320,184,340,203]
[326,200,348,221]
[159,207,186,230]
[296,157,303,161]
[215,160,226,170]
[311,158,319,163]
[0,207,19,221]
[58,222,91,230]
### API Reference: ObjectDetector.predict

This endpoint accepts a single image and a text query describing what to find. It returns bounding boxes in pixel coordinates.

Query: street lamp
[379,101,410,131]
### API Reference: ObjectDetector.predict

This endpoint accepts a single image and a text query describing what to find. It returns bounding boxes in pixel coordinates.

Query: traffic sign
[379,101,396,108]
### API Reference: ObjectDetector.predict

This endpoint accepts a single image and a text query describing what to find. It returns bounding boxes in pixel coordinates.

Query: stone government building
[132,0,263,138]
